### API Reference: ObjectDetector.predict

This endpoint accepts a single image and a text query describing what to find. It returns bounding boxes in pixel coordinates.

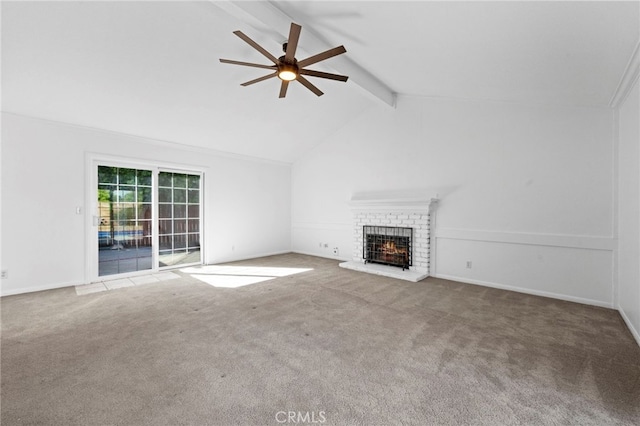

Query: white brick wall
[352,210,431,274]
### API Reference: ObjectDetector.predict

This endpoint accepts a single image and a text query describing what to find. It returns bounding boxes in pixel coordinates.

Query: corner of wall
[613,38,640,347]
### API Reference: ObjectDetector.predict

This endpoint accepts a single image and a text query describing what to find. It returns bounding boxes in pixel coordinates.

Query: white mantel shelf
[348,198,438,213]
[339,261,429,282]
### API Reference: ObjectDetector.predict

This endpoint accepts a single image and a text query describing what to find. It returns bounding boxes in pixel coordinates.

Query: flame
[382,241,406,255]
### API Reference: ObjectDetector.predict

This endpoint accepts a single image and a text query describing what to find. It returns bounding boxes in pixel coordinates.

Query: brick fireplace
[339,196,438,282]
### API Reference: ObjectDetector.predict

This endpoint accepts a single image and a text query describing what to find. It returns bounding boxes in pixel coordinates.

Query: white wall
[0,113,291,295]
[617,75,640,344]
[292,96,615,307]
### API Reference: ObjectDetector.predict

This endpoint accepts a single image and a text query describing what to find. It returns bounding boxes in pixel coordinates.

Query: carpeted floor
[1,253,639,425]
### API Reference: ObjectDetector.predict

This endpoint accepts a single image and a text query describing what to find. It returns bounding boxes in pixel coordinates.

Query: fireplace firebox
[363,226,412,270]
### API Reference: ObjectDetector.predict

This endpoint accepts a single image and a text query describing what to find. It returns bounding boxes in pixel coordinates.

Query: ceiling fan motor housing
[277,56,299,81]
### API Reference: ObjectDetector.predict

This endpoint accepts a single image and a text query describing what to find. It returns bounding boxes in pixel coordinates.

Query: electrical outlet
[1,270,7,279]
[332,247,339,256]
[466,261,472,269]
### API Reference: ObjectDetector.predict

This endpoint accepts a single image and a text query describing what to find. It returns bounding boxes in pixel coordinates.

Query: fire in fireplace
[363,226,412,270]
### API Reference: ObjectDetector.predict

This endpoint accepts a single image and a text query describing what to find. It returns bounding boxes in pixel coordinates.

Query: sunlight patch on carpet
[188,274,274,288]
[181,265,313,288]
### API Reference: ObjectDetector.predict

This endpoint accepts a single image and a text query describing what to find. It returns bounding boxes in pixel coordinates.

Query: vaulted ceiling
[2,1,639,163]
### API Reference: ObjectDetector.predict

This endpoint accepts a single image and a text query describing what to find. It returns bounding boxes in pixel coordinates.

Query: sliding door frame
[157,167,204,270]
[85,153,205,284]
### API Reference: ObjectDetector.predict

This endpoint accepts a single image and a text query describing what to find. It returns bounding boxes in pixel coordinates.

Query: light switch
[76,207,82,215]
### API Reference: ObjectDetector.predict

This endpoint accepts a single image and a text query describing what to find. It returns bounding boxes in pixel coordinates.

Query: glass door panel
[158,171,201,267]
[98,166,154,276]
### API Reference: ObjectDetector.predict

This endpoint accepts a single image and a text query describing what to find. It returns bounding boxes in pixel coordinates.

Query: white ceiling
[2,1,639,163]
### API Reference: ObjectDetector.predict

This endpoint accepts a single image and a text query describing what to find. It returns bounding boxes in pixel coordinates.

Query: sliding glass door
[158,171,201,267]
[96,164,202,278]
[98,166,154,276]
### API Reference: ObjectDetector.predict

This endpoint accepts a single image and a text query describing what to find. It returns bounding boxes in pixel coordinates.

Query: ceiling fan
[219,22,349,98]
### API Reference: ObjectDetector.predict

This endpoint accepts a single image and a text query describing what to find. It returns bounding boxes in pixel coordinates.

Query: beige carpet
[1,253,639,425]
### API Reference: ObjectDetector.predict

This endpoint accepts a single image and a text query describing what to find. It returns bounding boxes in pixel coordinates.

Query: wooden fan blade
[297,75,324,97]
[233,30,279,64]
[241,72,278,87]
[297,46,346,68]
[284,23,302,63]
[220,59,276,70]
[299,69,349,82]
[279,80,290,98]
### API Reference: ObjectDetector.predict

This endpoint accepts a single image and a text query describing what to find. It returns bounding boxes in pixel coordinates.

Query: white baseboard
[292,250,350,262]
[1,280,83,297]
[208,250,294,265]
[433,273,613,309]
[618,306,640,347]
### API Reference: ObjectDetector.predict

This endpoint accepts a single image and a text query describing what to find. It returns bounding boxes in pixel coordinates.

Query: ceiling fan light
[278,70,297,81]
[278,64,298,81]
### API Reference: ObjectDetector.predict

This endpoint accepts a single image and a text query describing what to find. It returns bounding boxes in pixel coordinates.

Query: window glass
[98,166,153,276]
[157,171,201,267]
